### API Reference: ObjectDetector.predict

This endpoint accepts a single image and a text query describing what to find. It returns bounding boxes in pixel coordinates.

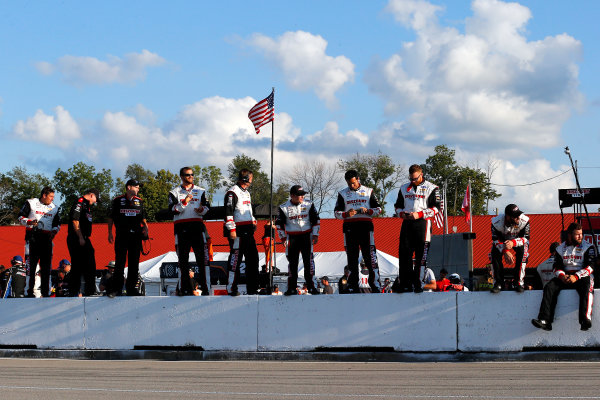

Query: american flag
[434,196,444,229]
[248,90,274,134]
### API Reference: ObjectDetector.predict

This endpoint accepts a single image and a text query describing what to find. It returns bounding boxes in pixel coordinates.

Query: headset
[238,169,253,183]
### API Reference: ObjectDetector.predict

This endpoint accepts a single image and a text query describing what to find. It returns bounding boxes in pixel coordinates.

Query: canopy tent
[139,250,400,283]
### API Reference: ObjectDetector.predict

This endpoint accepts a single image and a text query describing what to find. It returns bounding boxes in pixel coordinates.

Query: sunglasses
[409,173,422,181]
[183,173,194,177]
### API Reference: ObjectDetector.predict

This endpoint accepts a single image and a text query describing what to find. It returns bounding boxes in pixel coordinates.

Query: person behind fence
[334,169,382,293]
[9,255,27,298]
[475,264,494,291]
[394,164,441,293]
[53,259,71,297]
[338,266,351,294]
[537,242,560,287]
[108,179,149,297]
[435,268,450,292]
[99,261,117,295]
[18,186,61,298]
[169,167,210,296]
[532,222,595,331]
[224,168,259,296]
[320,276,334,294]
[421,266,437,292]
[67,188,100,297]
[490,203,530,293]
[276,185,320,296]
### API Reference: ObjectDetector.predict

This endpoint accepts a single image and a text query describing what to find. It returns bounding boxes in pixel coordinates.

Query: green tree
[53,162,114,222]
[188,165,223,205]
[422,145,500,216]
[337,152,405,216]
[141,169,180,222]
[0,166,52,225]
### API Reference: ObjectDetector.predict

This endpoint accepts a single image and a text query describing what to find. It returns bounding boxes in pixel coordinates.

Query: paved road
[1,359,600,399]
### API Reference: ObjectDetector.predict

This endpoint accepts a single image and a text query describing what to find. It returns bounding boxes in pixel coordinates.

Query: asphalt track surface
[1,359,600,400]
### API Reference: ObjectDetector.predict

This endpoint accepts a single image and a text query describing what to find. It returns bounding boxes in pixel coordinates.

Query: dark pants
[491,243,528,288]
[538,276,594,324]
[26,233,53,297]
[398,219,430,291]
[113,232,142,296]
[287,233,317,291]
[343,228,380,292]
[67,235,97,296]
[227,233,259,294]
[176,231,209,296]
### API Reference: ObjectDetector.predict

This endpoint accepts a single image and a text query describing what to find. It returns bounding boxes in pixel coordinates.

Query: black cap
[126,179,140,187]
[320,276,329,281]
[505,204,523,218]
[290,185,307,196]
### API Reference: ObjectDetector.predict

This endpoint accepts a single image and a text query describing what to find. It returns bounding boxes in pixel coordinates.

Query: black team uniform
[334,185,382,292]
[110,194,147,296]
[67,197,97,296]
[394,179,440,292]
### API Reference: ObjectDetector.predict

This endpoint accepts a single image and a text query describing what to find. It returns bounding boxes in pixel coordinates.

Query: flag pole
[268,87,275,293]
[468,178,473,233]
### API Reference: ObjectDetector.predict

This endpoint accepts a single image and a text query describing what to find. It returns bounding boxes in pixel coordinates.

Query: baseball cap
[126,179,140,187]
[290,185,307,196]
[107,261,116,268]
[11,255,23,264]
[320,276,329,281]
[59,259,71,269]
[505,204,523,218]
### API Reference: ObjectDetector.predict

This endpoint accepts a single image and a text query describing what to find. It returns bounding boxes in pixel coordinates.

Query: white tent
[139,250,400,283]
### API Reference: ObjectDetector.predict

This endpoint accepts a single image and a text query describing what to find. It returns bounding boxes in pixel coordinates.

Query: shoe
[413,287,424,293]
[515,285,525,293]
[229,291,240,297]
[107,292,117,299]
[581,319,592,331]
[491,285,501,294]
[531,319,552,331]
[283,290,297,296]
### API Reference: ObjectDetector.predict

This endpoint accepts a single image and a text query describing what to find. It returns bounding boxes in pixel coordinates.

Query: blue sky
[1,0,599,214]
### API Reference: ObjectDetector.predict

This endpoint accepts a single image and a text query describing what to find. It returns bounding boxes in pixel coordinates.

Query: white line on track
[1,386,600,399]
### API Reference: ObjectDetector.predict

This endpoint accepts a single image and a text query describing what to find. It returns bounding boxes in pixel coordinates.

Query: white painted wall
[0,290,597,351]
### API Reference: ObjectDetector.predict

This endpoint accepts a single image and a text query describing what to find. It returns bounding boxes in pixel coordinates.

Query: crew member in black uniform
[18,186,61,297]
[10,255,27,298]
[168,167,210,296]
[394,164,441,293]
[334,170,382,293]
[276,185,320,295]
[107,179,149,297]
[67,188,100,296]
[224,169,259,296]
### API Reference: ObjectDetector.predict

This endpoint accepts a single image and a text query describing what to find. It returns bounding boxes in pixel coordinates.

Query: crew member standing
[168,167,210,296]
[67,188,100,296]
[108,179,149,297]
[490,203,530,293]
[532,222,595,331]
[224,169,259,296]
[394,164,441,293]
[18,187,61,297]
[334,170,382,293]
[276,185,320,296]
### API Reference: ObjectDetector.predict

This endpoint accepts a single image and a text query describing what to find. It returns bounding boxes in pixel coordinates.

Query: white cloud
[13,106,80,148]
[366,0,583,158]
[246,31,355,108]
[36,49,166,86]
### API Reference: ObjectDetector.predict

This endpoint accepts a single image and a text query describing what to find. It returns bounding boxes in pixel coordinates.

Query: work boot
[581,319,592,331]
[531,319,552,331]
[491,285,502,294]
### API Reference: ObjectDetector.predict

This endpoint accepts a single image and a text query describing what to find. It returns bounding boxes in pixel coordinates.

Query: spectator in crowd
[532,223,595,331]
[224,169,259,296]
[271,284,283,295]
[320,276,334,294]
[67,188,100,297]
[99,261,117,295]
[0,264,10,298]
[276,185,320,296]
[53,259,72,297]
[475,264,494,291]
[421,266,437,292]
[537,242,560,288]
[108,179,149,297]
[382,278,392,293]
[490,204,530,293]
[169,167,210,296]
[338,266,351,294]
[18,186,61,298]
[445,273,466,291]
[394,164,441,293]
[334,170,382,293]
[435,268,450,292]
[262,218,276,273]
[10,255,27,298]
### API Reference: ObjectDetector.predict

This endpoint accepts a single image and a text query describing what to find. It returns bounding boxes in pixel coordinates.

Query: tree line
[0,145,500,225]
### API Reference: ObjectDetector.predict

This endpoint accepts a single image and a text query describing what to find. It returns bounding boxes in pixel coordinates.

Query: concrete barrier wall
[0,291,596,351]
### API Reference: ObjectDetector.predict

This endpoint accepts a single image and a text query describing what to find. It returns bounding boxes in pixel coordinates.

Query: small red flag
[461,184,471,223]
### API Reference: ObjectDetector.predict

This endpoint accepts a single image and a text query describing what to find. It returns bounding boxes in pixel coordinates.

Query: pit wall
[0,291,597,351]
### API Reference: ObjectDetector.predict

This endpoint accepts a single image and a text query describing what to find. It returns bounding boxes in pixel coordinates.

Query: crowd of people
[1,164,595,331]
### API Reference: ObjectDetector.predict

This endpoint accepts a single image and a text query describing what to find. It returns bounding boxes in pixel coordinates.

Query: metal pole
[268,87,276,293]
